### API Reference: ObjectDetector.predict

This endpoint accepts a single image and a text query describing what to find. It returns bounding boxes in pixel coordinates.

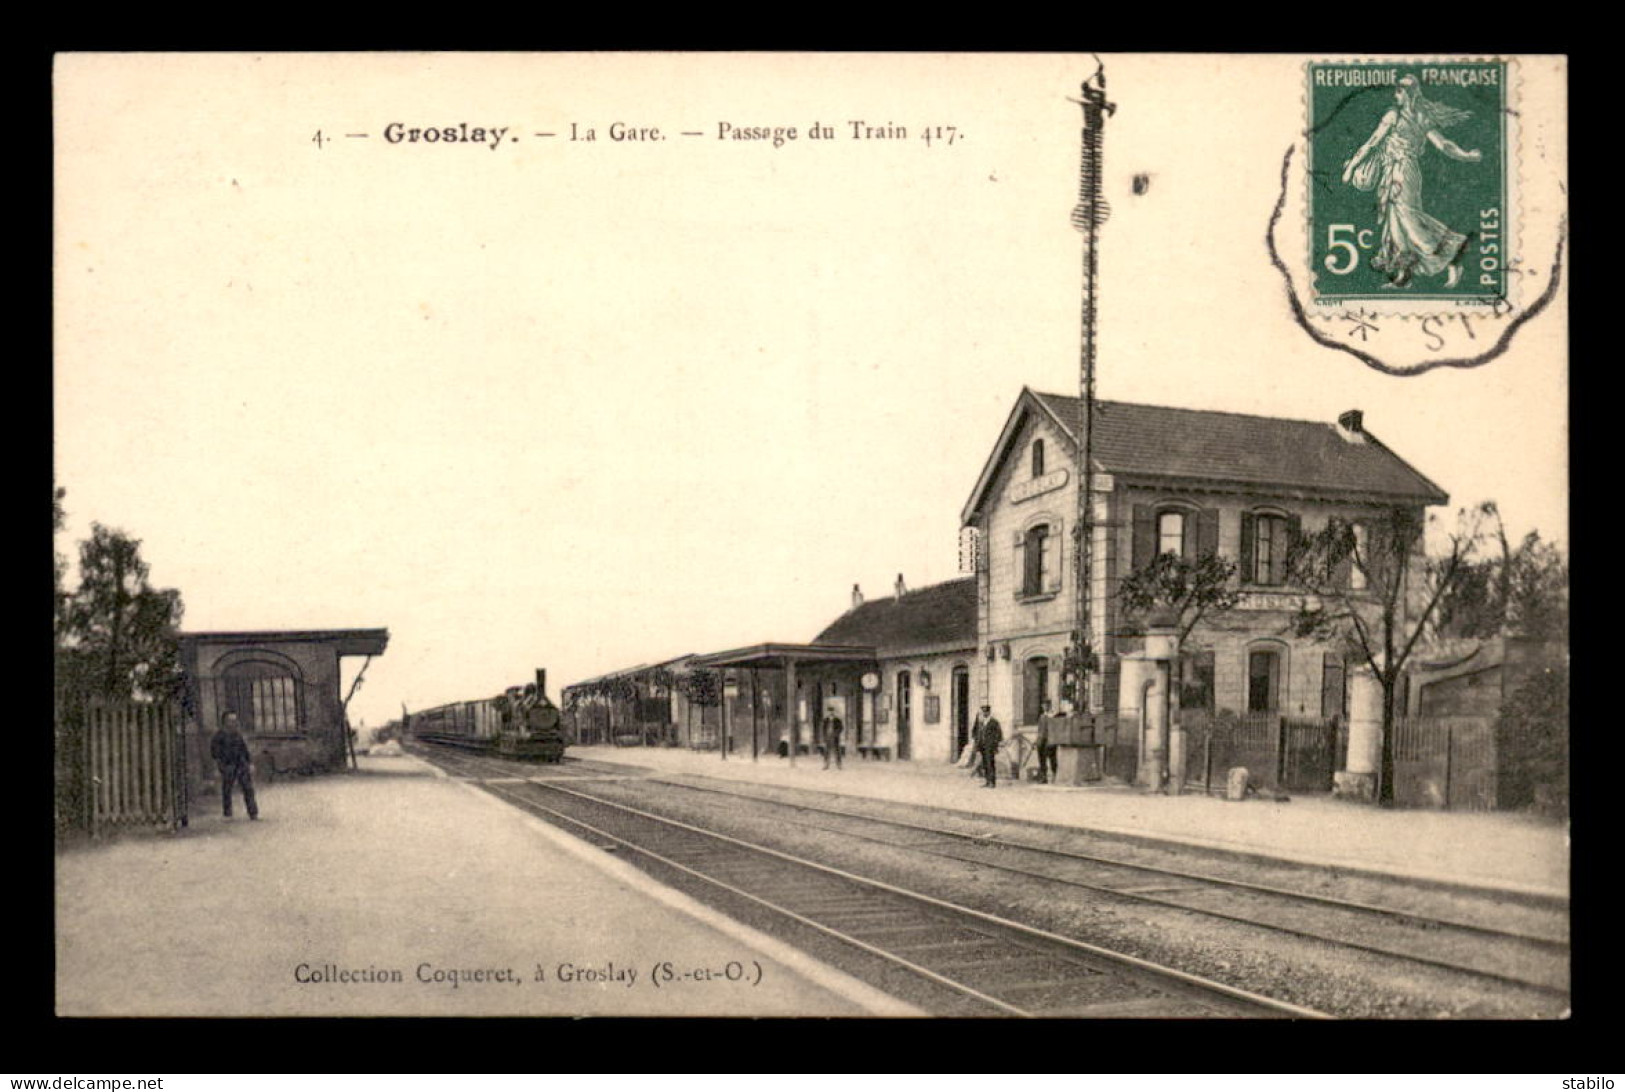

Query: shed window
[222,660,302,735]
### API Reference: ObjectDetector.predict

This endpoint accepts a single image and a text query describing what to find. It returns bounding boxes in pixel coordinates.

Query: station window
[1021,523,1054,596]
[1031,439,1045,478]
[1253,514,1291,586]
[1350,523,1369,590]
[1247,649,1281,714]
[1158,511,1186,558]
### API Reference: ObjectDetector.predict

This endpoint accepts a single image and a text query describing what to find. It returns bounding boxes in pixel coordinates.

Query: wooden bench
[857,745,892,761]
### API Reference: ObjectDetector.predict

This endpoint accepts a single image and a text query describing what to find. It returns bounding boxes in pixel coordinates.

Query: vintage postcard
[53,53,1568,1022]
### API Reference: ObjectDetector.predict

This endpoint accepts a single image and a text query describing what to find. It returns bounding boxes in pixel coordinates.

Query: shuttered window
[1158,511,1184,557]
[1022,657,1050,726]
[1241,511,1300,586]
[1134,505,1221,568]
[1017,521,1062,597]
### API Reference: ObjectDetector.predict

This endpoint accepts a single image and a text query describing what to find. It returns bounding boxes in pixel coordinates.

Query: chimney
[851,583,864,610]
[534,669,547,699]
[894,573,907,600]
[1337,409,1364,434]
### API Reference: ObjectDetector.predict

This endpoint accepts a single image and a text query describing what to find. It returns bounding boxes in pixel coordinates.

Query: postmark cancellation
[1271,56,1564,374]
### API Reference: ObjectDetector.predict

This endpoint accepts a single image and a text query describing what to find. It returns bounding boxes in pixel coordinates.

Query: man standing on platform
[822,709,845,769]
[1037,699,1063,784]
[974,704,1003,788]
[210,711,259,820]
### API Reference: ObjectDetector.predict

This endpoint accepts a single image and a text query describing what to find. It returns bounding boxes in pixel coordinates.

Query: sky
[54,53,1567,728]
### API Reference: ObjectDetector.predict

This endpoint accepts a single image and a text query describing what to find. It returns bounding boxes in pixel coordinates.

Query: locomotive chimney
[534,669,548,699]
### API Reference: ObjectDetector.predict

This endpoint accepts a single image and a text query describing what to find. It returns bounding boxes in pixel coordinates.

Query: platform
[571,743,1570,900]
[54,751,919,1017]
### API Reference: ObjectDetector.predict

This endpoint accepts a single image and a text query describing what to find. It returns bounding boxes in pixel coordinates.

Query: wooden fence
[57,698,185,836]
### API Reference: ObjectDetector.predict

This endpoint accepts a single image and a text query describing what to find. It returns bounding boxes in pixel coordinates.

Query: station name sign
[1009,469,1069,504]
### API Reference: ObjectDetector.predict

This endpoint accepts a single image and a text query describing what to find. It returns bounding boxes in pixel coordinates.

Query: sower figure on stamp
[211,710,259,820]
[974,704,1003,788]
[1341,74,1482,289]
[822,709,844,769]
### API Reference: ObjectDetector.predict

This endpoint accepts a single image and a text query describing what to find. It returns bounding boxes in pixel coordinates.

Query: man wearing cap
[973,705,1003,788]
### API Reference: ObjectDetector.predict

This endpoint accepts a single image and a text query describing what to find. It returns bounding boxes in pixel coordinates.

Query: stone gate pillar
[1334,663,1382,803]
[1142,621,1178,793]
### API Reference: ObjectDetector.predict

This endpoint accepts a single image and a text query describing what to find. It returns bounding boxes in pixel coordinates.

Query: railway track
[626,772,1571,996]
[412,745,1568,1013]
[413,746,1322,1017]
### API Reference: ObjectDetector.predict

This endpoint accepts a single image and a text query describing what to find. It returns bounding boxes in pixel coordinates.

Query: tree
[1116,551,1242,643]
[1285,504,1484,805]
[1493,663,1568,816]
[58,523,185,701]
[1431,502,1567,641]
[1116,550,1242,788]
[53,486,71,651]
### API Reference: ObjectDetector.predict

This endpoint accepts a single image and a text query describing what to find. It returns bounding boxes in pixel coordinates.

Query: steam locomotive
[408,669,567,763]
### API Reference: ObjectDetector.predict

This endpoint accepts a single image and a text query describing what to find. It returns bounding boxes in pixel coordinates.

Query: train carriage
[409,669,566,762]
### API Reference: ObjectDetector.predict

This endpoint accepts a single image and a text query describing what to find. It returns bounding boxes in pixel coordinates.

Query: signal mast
[1066,63,1114,715]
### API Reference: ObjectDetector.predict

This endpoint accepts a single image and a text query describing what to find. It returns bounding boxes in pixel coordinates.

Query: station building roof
[963,388,1449,523]
[813,577,977,655]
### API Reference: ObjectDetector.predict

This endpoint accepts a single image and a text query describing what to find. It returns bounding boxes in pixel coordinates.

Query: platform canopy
[689,642,877,670]
[178,628,389,657]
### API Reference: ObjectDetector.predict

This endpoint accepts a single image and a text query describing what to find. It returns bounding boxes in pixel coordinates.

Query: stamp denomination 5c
[1307,60,1510,310]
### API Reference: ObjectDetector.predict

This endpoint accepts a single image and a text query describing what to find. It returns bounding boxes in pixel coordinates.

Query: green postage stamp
[1307,59,1510,309]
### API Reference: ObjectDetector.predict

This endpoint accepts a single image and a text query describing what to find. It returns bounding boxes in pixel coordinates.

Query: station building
[567,387,1450,789]
[959,389,1448,781]
[179,628,389,782]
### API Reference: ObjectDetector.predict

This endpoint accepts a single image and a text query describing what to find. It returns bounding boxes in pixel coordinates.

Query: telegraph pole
[1068,63,1114,716]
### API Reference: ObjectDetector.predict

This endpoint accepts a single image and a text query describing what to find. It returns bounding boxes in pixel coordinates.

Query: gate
[1280,717,1337,792]
[1182,711,1338,795]
[1228,712,1282,791]
[1393,715,1497,810]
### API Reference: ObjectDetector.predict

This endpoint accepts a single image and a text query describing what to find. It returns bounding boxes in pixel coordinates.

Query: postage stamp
[1306,59,1511,310]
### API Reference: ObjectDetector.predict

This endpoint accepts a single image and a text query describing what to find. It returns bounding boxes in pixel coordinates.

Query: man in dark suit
[210,711,259,820]
[974,705,1003,787]
[822,710,845,769]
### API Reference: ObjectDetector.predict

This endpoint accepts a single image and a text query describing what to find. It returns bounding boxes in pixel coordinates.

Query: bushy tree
[1116,551,1242,642]
[1285,504,1483,805]
[1431,503,1567,641]
[1494,664,1568,816]
[57,522,185,701]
